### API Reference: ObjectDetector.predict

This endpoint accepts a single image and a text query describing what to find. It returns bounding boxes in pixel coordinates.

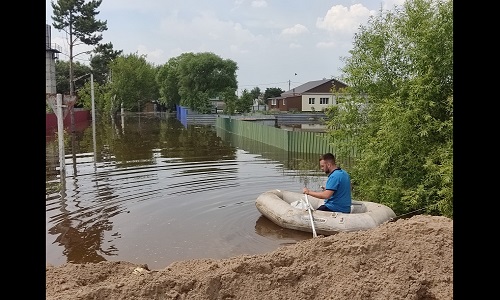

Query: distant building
[209,97,225,113]
[46,24,62,94]
[266,78,348,112]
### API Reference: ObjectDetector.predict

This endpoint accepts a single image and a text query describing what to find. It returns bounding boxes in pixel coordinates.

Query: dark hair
[320,153,335,164]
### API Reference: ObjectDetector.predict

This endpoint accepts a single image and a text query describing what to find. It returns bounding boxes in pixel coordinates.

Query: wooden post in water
[56,94,65,176]
[91,73,97,168]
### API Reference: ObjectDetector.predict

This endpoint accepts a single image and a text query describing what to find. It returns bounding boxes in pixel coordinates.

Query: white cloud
[316,41,336,49]
[251,0,267,8]
[382,0,406,10]
[280,24,309,37]
[316,4,375,36]
[46,0,410,92]
[137,45,164,64]
[230,44,250,54]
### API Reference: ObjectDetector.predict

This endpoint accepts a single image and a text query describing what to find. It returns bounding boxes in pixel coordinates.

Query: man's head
[319,153,336,175]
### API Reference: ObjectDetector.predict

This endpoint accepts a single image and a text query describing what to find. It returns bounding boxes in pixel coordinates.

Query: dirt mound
[46,215,453,300]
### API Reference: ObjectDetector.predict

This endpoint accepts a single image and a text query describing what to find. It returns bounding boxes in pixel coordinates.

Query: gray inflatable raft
[255,189,396,235]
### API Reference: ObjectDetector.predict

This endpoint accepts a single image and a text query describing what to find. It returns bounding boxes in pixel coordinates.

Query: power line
[238,81,288,87]
[239,81,302,88]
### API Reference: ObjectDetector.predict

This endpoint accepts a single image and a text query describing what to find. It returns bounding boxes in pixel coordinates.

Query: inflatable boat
[255,189,396,235]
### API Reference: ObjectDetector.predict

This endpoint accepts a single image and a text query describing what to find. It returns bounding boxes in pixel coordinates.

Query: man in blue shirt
[302,153,352,213]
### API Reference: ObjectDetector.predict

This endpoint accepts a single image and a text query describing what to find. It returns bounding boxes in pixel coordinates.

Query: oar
[304,194,317,238]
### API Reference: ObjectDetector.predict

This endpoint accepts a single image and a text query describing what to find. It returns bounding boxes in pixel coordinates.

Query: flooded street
[46,113,325,270]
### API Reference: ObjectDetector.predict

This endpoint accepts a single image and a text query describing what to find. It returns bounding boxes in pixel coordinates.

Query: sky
[46,0,405,93]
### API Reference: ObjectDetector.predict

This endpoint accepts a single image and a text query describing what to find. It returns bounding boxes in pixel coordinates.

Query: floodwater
[45,113,326,270]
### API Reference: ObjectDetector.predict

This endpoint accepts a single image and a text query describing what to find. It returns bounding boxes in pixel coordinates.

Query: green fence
[215,117,336,154]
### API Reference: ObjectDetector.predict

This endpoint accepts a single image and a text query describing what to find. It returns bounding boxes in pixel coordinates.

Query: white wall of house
[301,93,336,112]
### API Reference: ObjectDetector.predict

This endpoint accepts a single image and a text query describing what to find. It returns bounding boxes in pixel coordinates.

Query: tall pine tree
[51,0,107,97]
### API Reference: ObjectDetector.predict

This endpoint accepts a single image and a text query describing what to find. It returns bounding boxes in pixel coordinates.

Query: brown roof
[281,78,347,97]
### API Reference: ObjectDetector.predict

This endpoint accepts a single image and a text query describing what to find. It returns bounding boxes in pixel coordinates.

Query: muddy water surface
[46,113,325,269]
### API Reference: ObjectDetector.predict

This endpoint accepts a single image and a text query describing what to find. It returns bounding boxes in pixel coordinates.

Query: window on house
[320,97,329,104]
[271,99,276,105]
[308,98,315,104]
[283,99,286,106]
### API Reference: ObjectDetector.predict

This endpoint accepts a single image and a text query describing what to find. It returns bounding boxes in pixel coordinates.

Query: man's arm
[303,187,334,200]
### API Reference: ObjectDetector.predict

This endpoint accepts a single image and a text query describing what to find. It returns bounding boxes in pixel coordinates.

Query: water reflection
[254,215,313,241]
[46,113,325,269]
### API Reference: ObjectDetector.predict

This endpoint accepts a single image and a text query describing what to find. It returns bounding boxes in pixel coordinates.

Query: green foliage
[263,87,284,101]
[90,42,123,85]
[55,60,91,97]
[51,0,107,95]
[156,52,238,113]
[327,0,453,218]
[179,52,238,112]
[109,53,159,115]
[51,0,107,45]
[76,78,113,118]
[156,56,183,111]
[237,89,254,113]
[250,87,261,103]
[221,87,238,115]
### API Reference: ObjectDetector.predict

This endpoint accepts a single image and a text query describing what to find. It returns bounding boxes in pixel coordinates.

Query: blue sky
[46,0,404,93]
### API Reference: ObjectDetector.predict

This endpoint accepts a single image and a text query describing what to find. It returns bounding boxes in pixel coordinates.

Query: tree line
[50,1,284,116]
[54,51,280,116]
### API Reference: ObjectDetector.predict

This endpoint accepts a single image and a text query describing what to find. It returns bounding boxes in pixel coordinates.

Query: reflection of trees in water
[46,113,346,266]
[46,113,239,265]
[48,207,119,264]
[46,136,60,182]
[100,114,237,165]
[175,124,237,162]
[47,175,126,264]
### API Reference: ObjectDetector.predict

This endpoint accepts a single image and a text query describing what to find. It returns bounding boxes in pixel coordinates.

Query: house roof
[281,78,347,97]
[282,79,332,96]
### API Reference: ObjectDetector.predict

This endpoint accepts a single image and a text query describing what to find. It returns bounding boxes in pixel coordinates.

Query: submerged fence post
[56,93,66,176]
[91,73,97,168]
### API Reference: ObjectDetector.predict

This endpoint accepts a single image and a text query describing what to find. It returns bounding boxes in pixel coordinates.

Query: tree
[237,89,254,113]
[90,42,123,85]
[250,87,261,104]
[326,0,453,218]
[109,53,159,116]
[221,87,237,115]
[156,55,185,111]
[77,79,111,117]
[263,87,284,101]
[51,0,108,97]
[177,52,238,113]
[55,60,91,98]
[156,52,238,113]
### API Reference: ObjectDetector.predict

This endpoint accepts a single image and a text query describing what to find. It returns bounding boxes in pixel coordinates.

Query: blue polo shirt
[324,168,351,213]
